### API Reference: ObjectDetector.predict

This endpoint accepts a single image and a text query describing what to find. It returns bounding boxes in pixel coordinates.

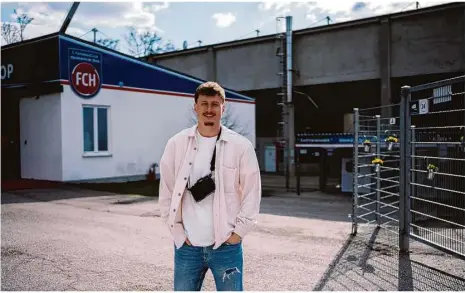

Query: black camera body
[188,173,216,202]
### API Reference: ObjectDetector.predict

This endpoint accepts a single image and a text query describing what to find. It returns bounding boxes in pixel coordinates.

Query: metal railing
[352,75,465,259]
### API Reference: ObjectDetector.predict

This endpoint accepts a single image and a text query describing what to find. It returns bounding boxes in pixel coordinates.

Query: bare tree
[2,9,33,45]
[163,40,176,52]
[187,104,250,137]
[96,38,119,50]
[124,26,177,57]
[1,23,19,44]
[14,9,33,41]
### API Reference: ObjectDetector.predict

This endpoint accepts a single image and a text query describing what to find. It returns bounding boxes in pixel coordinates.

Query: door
[1,97,21,180]
[264,145,276,173]
[341,158,353,193]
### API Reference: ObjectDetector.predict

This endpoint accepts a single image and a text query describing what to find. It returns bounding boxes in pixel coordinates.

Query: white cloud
[1,3,86,42]
[3,2,170,41]
[11,3,66,37]
[73,2,169,33]
[258,1,451,28]
[258,1,290,13]
[150,2,169,13]
[306,1,450,24]
[212,12,236,28]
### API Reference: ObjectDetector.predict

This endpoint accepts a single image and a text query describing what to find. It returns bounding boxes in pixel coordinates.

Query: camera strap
[188,128,222,189]
[209,127,222,173]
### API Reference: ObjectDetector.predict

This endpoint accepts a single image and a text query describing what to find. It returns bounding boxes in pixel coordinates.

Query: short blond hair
[194,81,226,103]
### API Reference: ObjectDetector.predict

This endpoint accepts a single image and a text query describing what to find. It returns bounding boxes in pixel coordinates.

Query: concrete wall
[153,40,280,91]
[390,8,464,77]
[20,93,63,181]
[293,24,380,85]
[150,4,464,92]
[153,50,212,81]
[216,41,280,91]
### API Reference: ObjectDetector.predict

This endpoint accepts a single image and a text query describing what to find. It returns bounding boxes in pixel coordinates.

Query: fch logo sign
[69,49,102,98]
[71,63,100,96]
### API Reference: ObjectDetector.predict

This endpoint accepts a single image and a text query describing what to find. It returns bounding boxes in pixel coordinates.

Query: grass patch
[74,180,160,197]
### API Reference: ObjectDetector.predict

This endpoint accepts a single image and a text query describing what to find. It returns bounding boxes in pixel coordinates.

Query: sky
[1,0,452,56]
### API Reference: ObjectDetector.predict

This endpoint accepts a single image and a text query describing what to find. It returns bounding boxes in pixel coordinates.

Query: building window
[83,105,109,154]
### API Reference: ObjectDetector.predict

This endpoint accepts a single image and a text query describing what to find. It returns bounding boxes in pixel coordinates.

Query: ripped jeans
[174,242,243,291]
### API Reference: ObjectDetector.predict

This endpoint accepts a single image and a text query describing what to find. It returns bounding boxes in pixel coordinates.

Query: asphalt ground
[2,187,464,291]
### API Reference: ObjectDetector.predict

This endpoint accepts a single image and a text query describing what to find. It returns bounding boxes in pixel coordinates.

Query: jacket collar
[188,123,229,142]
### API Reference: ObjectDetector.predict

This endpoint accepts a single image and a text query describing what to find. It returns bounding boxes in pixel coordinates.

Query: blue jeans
[174,242,243,291]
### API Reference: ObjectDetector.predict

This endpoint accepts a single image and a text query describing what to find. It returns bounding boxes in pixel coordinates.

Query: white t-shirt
[182,130,218,246]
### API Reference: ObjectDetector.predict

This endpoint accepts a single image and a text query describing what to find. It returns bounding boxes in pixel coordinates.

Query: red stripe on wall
[103,84,194,98]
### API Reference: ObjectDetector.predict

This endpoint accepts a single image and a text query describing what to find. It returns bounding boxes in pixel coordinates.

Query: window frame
[82,104,112,157]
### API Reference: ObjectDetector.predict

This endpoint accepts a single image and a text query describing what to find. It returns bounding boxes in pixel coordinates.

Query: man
[158,81,261,291]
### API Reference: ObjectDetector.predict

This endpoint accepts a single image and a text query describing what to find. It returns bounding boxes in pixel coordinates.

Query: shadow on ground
[314,227,465,291]
[259,191,353,222]
[3,186,354,223]
[1,184,157,205]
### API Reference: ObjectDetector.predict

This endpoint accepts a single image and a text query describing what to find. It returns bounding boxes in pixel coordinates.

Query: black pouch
[188,173,216,202]
[187,128,221,203]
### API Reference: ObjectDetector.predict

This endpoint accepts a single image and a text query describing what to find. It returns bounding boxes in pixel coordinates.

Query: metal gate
[352,103,402,238]
[352,75,465,259]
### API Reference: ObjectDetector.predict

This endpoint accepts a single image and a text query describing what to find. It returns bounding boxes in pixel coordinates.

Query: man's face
[194,94,224,127]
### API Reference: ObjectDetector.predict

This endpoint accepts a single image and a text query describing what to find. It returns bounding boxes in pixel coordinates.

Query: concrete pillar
[206,47,217,81]
[379,17,392,118]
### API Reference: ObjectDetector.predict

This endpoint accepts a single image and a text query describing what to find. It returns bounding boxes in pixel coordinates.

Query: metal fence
[352,103,402,238]
[407,76,465,257]
[352,75,465,259]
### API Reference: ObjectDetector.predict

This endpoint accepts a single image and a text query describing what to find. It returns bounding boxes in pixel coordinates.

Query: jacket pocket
[222,165,237,193]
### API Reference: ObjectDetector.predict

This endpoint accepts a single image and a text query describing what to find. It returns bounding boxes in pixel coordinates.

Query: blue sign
[58,35,254,103]
[296,133,390,145]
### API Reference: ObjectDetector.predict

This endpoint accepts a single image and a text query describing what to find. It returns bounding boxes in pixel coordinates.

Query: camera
[188,173,216,202]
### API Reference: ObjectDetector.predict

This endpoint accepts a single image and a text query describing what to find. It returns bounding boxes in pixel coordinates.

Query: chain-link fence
[352,75,465,259]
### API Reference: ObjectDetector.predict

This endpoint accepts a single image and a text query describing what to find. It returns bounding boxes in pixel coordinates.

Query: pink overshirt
[158,124,262,250]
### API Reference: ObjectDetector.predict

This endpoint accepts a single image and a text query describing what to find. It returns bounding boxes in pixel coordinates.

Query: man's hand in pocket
[226,233,241,244]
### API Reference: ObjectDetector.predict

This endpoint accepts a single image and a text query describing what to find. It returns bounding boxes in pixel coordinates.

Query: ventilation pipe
[285,15,295,177]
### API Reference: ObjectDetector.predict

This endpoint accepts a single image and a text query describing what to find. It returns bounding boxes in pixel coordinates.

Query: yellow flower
[385,136,398,143]
[372,158,384,165]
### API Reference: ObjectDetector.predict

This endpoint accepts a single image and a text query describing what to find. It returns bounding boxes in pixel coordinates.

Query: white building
[1,33,256,183]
